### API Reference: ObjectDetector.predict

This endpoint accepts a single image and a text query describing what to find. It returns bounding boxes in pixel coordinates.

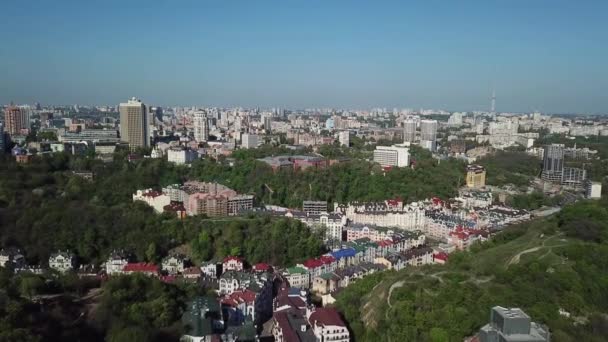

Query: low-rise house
[433,252,449,264]
[283,266,310,289]
[272,309,316,342]
[218,270,271,295]
[162,254,189,275]
[0,247,26,269]
[123,262,159,277]
[221,289,257,324]
[252,262,272,273]
[299,255,337,281]
[105,250,130,275]
[183,266,202,280]
[330,248,357,268]
[307,308,350,342]
[222,256,244,272]
[201,261,221,279]
[132,189,171,213]
[49,250,76,273]
[312,273,341,295]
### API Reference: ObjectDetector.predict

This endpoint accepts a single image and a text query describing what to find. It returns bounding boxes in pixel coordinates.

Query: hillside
[335,200,608,342]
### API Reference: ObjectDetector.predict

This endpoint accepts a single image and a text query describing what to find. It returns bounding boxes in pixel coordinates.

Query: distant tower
[119,97,149,149]
[403,119,416,143]
[193,111,209,142]
[491,89,496,113]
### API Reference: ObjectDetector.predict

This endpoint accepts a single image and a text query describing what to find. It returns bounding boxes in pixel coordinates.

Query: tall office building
[193,111,209,143]
[420,119,438,151]
[466,165,486,188]
[4,105,23,136]
[119,97,149,149]
[403,119,416,143]
[541,144,564,182]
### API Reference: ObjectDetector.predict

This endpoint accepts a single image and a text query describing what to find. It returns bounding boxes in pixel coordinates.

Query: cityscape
[1,2,607,342]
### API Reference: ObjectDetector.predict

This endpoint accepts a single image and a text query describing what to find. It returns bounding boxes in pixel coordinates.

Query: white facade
[133,189,171,213]
[105,256,129,275]
[586,181,602,199]
[193,111,209,142]
[49,251,76,273]
[167,148,198,165]
[403,119,417,143]
[338,131,350,147]
[373,145,410,167]
[162,255,188,275]
[242,134,259,149]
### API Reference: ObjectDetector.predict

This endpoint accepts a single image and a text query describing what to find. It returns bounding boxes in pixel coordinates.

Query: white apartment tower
[193,111,209,142]
[403,119,417,143]
[338,131,350,147]
[119,97,149,149]
[419,119,438,151]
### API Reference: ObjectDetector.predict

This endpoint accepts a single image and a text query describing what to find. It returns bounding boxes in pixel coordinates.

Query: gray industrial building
[478,306,550,342]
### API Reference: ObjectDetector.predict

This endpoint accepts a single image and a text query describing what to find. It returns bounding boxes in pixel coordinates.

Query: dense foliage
[335,200,608,341]
[477,151,541,187]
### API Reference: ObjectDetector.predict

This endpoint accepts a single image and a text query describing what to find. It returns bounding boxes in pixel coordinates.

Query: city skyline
[1,1,607,113]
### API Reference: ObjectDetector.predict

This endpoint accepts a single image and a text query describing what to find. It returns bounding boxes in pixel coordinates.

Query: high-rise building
[585,180,602,199]
[541,144,564,183]
[193,111,209,143]
[242,133,259,149]
[419,119,438,151]
[150,106,163,123]
[4,105,23,137]
[403,119,416,143]
[338,131,350,147]
[373,145,410,167]
[263,115,272,133]
[119,97,149,149]
[466,165,486,188]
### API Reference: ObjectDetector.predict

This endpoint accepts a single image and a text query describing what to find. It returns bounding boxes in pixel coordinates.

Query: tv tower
[490,89,496,113]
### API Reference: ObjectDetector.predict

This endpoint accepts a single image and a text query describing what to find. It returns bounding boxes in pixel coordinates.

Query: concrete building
[420,119,438,151]
[478,306,550,342]
[133,189,171,213]
[338,131,350,147]
[403,119,417,143]
[308,308,350,342]
[303,200,328,214]
[193,111,209,143]
[466,164,486,188]
[242,133,259,149]
[541,144,564,183]
[167,147,198,165]
[585,180,602,199]
[4,105,23,137]
[119,97,149,149]
[49,251,76,273]
[373,145,410,167]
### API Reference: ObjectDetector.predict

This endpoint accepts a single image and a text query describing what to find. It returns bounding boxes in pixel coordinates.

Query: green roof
[286,266,307,274]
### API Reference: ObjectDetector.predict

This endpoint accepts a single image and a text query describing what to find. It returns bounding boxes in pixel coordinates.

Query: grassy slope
[336,215,607,341]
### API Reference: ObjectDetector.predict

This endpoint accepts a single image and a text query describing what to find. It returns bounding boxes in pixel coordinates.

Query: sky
[0,0,607,113]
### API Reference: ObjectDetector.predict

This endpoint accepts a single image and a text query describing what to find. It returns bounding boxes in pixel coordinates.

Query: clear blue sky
[1,0,606,113]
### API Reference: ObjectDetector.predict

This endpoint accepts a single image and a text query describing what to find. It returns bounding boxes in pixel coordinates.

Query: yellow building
[466,164,486,188]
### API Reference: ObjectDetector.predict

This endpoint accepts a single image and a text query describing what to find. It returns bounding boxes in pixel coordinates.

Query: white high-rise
[193,111,209,142]
[403,119,416,143]
[119,97,149,149]
[373,145,410,167]
[420,119,438,151]
[339,131,350,147]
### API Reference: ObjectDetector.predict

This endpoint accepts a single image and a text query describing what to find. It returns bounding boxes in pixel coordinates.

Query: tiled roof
[309,308,346,328]
[123,262,159,273]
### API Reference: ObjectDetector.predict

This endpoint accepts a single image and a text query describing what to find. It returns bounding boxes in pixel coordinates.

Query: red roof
[319,255,335,264]
[160,275,176,283]
[143,190,162,198]
[378,240,393,247]
[253,262,271,272]
[303,259,324,268]
[433,252,449,261]
[123,263,159,273]
[183,266,201,275]
[223,256,243,263]
[308,308,346,327]
[274,311,301,341]
[221,289,257,306]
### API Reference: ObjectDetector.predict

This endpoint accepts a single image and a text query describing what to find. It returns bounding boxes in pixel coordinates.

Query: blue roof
[331,248,357,259]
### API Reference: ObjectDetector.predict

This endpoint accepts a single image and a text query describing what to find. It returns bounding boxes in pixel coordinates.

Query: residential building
[119,97,149,149]
[420,119,438,151]
[133,189,171,213]
[105,250,130,275]
[193,111,209,142]
[242,133,259,149]
[223,256,244,272]
[373,144,410,167]
[466,164,486,188]
[477,306,550,342]
[167,147,198,165]
[403,119,417,143]
[162,254,189,275]
[284,211,346,242]
[123,262,159,276]
[272,309,316,342]
[0,247,26,269]
[585,180,602,199]
[4,105,24,137]
[49,251,76,273]
[307,308,350,342]
[284,266,310,289]
[338,131,350,147]
[303,200,328,214]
